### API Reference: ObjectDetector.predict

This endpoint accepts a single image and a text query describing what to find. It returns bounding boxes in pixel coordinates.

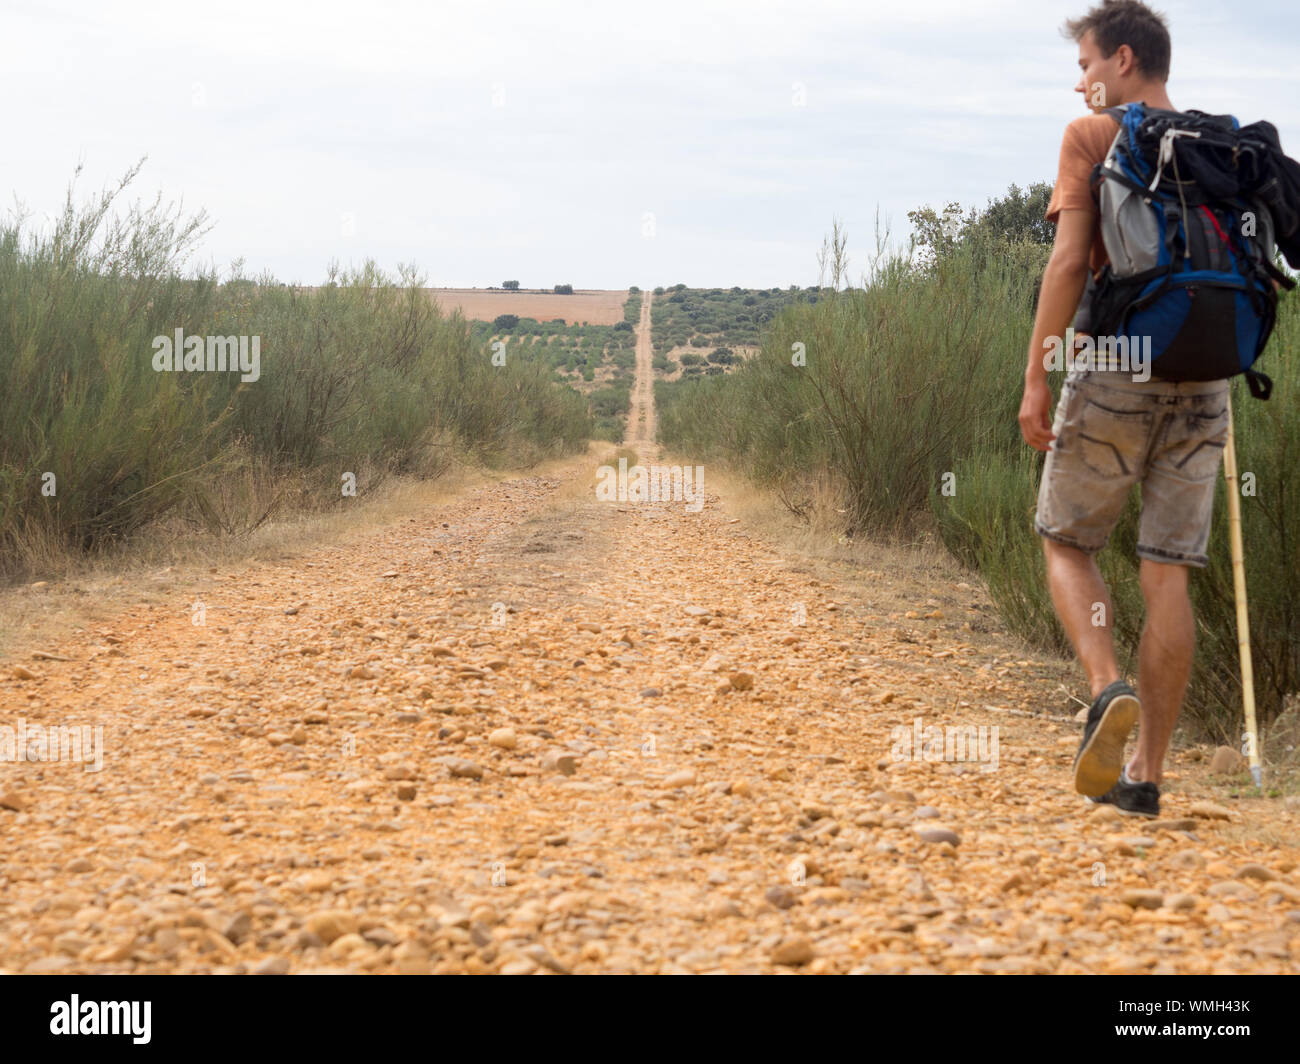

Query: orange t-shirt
[1044,112,1123,277]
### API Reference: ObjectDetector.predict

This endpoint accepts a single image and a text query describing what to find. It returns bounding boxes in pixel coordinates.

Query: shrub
[0,165,593,571]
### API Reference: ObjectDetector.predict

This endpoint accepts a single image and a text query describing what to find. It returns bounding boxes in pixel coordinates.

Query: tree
[968,182,1055,248]
[493,314,519,330]
[503,280,520,290]
[907,181,1055,271]
[554,283,574,295]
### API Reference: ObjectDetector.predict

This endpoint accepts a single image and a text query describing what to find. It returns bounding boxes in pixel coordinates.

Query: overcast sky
[5,0,1298,290]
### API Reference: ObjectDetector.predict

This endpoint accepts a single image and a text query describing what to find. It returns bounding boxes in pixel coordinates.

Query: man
[1019,0,1228,817]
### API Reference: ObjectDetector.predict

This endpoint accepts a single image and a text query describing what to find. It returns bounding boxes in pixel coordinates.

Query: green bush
[0,166,593,571]
[658,215,1300,737]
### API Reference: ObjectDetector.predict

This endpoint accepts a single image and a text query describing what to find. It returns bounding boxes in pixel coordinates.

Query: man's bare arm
[1019,208,1096,450]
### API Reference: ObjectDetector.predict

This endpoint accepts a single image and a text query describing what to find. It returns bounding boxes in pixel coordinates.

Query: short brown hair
[1063,0,1171,82]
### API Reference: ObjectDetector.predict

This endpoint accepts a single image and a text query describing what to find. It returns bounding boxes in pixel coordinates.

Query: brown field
[429,288,629,325]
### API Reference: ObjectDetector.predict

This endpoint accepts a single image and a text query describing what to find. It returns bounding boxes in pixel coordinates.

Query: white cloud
[4,0,1298,287]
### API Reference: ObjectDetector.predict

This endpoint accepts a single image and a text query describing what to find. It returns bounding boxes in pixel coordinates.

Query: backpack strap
[1262,258,1298,290]
[1244,369,1273,400]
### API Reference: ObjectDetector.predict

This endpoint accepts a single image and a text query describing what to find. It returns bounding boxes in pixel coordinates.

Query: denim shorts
[1034,369,1230,567]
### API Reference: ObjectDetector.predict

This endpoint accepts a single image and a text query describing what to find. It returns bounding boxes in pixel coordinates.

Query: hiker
[1019,1,1297,817]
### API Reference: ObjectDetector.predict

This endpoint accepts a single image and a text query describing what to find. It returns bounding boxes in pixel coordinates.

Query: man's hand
[1019,376,1056,452]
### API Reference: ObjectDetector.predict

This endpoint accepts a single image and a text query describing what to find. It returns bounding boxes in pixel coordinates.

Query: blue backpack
[1080,102,1297,399]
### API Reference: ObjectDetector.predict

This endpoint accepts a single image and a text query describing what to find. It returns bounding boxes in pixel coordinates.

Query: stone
[1189,802,1232,821]
[542,752,578,776]
[1209,746,1246,775]
[771,936,815,967]
[488,728,518,750]
[765,885,797,910]
[0,792,28,813]
[1120,889,1164,910]
[223,912,253,945]
[728,672,755,692]
[663,769,697,788]
[305,911,358,945]
[328,933,368,959]
[916,827,960,846]
[441,757,484,780]
[1148,819,1198,832]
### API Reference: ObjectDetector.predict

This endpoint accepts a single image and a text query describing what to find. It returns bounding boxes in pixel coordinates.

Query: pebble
[915,827,960,846]
[1148,819,1198,832]
[305,911,357,945]
[1189,802,1232,821]
[765,886,797,910]
[441,757,484,780]
[1120,889,1164,910]
[488,728,518,750]
[771,936,815,967]
[542,752,578,776]
[0,792,28,813]
[1209,746,1245,775]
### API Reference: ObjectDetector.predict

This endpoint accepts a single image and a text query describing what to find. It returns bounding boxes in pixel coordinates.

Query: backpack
[1079,102,1297,399]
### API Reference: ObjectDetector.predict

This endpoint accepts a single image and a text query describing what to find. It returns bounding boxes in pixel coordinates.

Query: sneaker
[1072,680,1140,797]
[1085,771,1160,817]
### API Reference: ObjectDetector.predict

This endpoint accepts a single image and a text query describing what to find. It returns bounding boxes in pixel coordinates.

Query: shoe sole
[1073,693,1140,797]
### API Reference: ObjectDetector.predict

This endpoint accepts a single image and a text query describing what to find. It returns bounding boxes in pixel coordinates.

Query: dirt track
[624,291,656,449]
[2,302,1299,975]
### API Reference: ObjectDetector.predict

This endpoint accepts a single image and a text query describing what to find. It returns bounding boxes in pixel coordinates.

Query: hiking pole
[1221,395,1263,788]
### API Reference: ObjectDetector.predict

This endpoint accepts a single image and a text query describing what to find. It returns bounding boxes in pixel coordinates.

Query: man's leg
[1043,539,1121,698]
[1128,559,1195,785]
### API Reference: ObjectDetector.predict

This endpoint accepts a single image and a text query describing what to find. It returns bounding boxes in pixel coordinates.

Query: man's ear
[1114,43,1137,79]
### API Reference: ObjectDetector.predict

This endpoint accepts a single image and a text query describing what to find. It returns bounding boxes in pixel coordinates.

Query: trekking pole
[1221,395,1263,788]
